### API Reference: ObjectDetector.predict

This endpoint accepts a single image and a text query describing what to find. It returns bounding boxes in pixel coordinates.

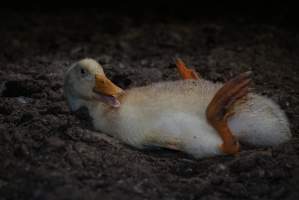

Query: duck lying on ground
[64,58,291,158]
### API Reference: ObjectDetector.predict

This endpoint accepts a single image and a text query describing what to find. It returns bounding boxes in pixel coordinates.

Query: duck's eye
[80,68,86,75]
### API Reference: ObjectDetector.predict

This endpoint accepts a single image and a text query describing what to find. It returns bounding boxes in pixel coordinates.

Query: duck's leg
[175,58,200,80]
[206,72,251,155]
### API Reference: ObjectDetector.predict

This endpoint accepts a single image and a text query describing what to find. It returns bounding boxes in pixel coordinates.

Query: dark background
[0,2,299,200]
[2,1,299,23]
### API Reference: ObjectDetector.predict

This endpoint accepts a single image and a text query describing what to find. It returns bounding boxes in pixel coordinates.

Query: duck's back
[122,79,223,116]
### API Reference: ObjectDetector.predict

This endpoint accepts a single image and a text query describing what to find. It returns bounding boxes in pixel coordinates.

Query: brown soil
[0,11,299,200]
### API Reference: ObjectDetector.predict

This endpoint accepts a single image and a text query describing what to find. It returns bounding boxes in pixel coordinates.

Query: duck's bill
[93,74,124,108]
[93,92,121,108]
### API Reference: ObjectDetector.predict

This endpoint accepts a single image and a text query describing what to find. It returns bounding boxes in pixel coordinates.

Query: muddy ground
[0,10,299,200]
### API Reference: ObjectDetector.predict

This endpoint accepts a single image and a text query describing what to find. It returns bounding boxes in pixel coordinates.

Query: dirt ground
[0,10,299,200]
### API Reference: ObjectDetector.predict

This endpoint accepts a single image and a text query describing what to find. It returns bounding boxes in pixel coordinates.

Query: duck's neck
[82,99,120,136]
[65,92,83,112]
[66,91,121,136]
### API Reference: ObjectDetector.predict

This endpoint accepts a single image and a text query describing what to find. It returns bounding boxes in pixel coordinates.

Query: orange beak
[94,74,123,96]
[93,74,124,107]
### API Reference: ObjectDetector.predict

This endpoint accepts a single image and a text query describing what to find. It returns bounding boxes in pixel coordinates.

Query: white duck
[64,58,291,158]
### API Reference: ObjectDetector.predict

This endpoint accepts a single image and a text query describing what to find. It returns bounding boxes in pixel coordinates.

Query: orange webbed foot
[175,58,200,80]
[206,71,252,155]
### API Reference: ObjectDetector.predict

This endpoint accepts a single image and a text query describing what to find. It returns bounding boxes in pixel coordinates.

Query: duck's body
[80,79,290,158]
[64,58,291,158]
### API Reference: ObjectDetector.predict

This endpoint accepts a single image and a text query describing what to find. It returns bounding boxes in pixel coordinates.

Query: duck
[64,58,291,158]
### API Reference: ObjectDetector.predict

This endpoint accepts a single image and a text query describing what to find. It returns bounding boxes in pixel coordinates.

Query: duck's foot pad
[206,71,252,155]
[175,58,200,80]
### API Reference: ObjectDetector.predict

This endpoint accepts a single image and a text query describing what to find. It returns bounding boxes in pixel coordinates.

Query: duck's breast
[117,104,223,157]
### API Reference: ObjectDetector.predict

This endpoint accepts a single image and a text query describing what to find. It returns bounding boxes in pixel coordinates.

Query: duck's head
[64,58,124,111]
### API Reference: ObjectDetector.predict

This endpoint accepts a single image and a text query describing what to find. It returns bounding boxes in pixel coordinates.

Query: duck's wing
[175,58,200,80]
[206,71,252,155]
